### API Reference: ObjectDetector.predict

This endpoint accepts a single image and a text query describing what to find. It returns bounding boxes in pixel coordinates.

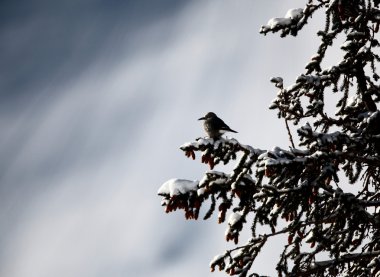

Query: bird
[198,112,238,139]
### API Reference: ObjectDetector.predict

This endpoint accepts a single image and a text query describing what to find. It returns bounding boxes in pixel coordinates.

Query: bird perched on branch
[198,112,238,139]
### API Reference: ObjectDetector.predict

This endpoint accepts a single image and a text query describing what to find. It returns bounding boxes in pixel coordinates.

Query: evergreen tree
[158,1,380,276]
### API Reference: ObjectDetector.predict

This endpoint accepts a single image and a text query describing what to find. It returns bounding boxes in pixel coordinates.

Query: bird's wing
[217,118,238,133]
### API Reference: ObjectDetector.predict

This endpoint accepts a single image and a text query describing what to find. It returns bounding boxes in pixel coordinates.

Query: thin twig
[285,119,295,148]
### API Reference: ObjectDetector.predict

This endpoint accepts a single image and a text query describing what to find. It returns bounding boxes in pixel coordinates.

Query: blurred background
[0,0,322,276]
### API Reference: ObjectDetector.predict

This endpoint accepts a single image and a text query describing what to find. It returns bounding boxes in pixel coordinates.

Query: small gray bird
[198,112,238,138]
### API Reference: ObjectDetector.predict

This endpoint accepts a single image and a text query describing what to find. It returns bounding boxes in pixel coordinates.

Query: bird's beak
[198,117,205,120]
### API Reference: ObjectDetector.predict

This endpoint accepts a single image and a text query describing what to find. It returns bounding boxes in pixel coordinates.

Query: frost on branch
[158,1,380,276]
[158,179,200,219]
[158,135,380,275]
[260,8,306,37]
[158,179,198,197]
[159,137,264,224]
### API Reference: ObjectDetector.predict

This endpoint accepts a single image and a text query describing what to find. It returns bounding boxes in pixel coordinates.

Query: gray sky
[0,1,320,276]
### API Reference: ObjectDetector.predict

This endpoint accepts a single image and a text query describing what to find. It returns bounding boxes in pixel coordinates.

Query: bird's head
[198,112,216,121]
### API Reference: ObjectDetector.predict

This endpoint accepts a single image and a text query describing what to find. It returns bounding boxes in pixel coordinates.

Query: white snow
[358,45,369,54]
[180,138,213,150]
[261,7,303,32]
[214,139,222,150]
[228,211,242,226]
[305,230,314,242]
[225,227,232,237]
[327,0,339,11]
[285,8,303,20]
[267,17,292,29]
[341,41,354,50]
[157,178,198,197]
[197,187,206,196]
[269,204,280,216]
[209,253,225,266]
[346,96,358,107]
[199,170,229,188]
[354,14,363,23]
[311,54,320,60]
[368,257,380,267]
[199,175,209,188]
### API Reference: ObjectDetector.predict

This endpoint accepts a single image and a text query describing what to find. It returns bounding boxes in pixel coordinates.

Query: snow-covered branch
[158,1,380,276]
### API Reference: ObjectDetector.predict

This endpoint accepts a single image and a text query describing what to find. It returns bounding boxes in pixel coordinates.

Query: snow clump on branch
[260,8,304,33]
